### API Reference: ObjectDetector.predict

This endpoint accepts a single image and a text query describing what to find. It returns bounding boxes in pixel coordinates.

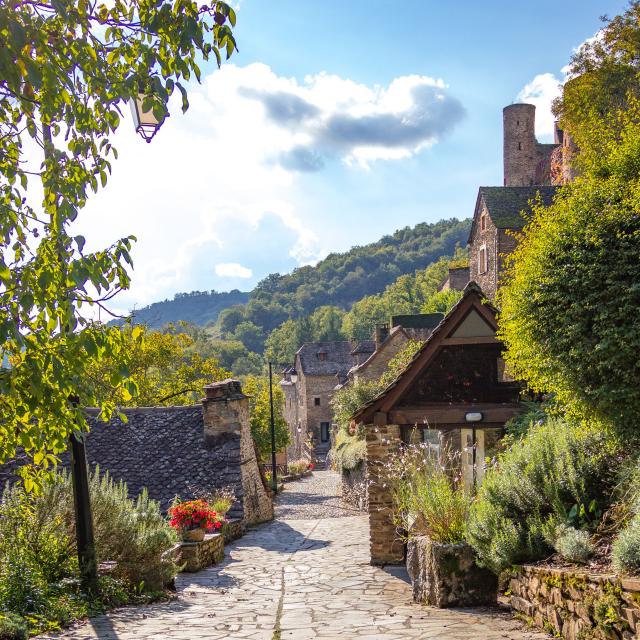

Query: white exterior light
[465,412,483,423]
[129,95,166,143]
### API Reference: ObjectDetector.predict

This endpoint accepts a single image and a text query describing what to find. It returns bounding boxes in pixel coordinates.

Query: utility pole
[268,362,278,493]
[42,121,98,594]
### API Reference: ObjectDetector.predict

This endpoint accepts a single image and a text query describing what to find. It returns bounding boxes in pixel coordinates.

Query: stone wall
[469,204,499,300]
[179,533,224,572]
[203,380,273,526]
[510,565,640,639]
[341,463,368,512]
[302,374,340,449]
[366,420,404,565]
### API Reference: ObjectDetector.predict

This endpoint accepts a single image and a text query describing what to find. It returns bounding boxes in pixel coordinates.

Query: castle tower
[503,103,538,186]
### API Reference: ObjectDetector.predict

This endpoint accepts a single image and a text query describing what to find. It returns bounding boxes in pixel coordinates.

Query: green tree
[233,321,266,353]
[90,325,230,406]
[242,375,290,460]
[0,0,237,483]
[498,102,640,434]
[309,305,346,342]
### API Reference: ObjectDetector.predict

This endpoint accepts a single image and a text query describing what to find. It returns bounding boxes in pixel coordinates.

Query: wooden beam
[389,404,521,426]
[373,411,388,426]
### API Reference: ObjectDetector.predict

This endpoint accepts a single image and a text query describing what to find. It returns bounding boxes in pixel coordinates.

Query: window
[313,397,321,407]
[320,422,330,443]
[478,245,488,274]
[517,141,522,151]
[422,429,441,460]
[318,352,326,361]
[480,213,487,231]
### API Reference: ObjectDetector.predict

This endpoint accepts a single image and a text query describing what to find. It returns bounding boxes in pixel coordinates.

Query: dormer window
[318,351,327,361]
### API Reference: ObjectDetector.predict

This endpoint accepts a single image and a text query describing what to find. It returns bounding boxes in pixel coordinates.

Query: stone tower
[503,103,538,186]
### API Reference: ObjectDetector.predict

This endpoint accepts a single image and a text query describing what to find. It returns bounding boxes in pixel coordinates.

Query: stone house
[0,379,273,526]
[468,185,557,300]
[281,341,373,462]
[468,102,563,300]
[352,283,522,565]
[348,314,444,386]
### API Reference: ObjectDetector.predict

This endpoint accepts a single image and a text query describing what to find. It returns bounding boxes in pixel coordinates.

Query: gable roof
[0,406,245,519]
[297,341,355,377]
[351,282,499,424]
[468,186,558,244]
[348,326,408,378]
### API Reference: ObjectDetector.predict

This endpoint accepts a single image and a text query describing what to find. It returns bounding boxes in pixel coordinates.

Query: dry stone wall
[179,533,224,572]
[341,463,368,512]
[510,565,640,640]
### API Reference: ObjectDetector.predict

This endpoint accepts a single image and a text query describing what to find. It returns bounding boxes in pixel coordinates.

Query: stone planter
[406,535,497,608]
[222,518,246,544]
[179,533,224,572]
[183,527,206,543]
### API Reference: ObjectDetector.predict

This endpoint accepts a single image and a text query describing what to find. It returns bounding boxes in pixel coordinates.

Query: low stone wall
[341,464,368,512]
[222,518,245,544]
[406,536,497,608]
[510,565,640,639]
[178,533,224,572]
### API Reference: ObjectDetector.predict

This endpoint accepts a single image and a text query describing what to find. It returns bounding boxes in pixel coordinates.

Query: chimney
[201,379,248,447]
[374,324,390,350]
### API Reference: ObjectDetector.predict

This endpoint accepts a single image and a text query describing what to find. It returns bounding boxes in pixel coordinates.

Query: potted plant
[168,499,223,542]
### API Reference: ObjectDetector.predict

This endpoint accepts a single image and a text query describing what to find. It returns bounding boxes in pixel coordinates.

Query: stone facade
[203,380,274,526]
[281,342,373,461]
[406,536,498,608]
[510,565,640,640]
[437,267,470,292]
[366,420,404,565]
[178,533,224,572]
[503,103,558,187]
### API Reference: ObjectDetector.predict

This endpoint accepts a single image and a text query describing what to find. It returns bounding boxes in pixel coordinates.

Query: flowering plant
[168,499,223,531]
[308,462,315,471]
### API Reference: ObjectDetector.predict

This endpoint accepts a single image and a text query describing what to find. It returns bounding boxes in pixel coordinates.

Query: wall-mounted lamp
[465,412,483,423]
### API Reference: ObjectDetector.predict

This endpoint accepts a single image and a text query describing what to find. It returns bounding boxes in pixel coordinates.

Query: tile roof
[0,406,245,519]
[480,186,559,230]
[297,341,355,377]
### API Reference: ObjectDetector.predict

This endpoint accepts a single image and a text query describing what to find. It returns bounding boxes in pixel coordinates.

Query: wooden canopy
[352,282,521,428]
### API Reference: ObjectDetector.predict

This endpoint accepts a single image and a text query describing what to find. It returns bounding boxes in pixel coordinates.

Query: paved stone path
[44,471,548,639]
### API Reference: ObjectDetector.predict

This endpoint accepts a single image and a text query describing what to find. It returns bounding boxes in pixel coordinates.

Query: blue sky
[77,0,627,314]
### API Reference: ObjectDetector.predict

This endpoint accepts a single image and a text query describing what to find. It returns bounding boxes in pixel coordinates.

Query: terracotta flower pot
[183,527,206,542]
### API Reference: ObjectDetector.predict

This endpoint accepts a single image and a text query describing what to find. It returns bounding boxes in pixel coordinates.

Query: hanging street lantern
[129,95,167,143]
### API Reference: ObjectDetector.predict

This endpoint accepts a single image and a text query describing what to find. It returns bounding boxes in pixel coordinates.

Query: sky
[73,0,628,314]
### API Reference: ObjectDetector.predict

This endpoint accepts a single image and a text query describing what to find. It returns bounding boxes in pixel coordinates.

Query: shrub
[330,430,366,472]
[467,418,619,574]
[553,525,594,564]
[0,612,28,640]
[612,516,640,576]
[387,443,470,544]
[287,459,310,475]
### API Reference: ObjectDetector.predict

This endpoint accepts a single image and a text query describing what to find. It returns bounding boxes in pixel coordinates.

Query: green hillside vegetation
[119,218,470,374]
[121,290,250,330]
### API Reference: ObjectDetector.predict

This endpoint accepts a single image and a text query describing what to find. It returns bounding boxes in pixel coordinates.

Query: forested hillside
[122,217,471,374]
[122,289,249,329]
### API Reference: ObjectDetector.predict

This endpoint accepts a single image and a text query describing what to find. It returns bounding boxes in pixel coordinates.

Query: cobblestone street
[44,471,548,639]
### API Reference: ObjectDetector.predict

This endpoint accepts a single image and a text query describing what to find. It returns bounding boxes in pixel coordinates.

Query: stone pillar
[366,414,404,565]
[202,379,274,525]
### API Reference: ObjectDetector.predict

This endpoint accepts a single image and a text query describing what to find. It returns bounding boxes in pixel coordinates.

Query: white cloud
[64,63,463,313]
[215,262,253,278]
[517,72,562,139]
[516,31,603,142]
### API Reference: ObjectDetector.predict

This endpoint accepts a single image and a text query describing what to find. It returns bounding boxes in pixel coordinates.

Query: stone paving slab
[41,471,549,639]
